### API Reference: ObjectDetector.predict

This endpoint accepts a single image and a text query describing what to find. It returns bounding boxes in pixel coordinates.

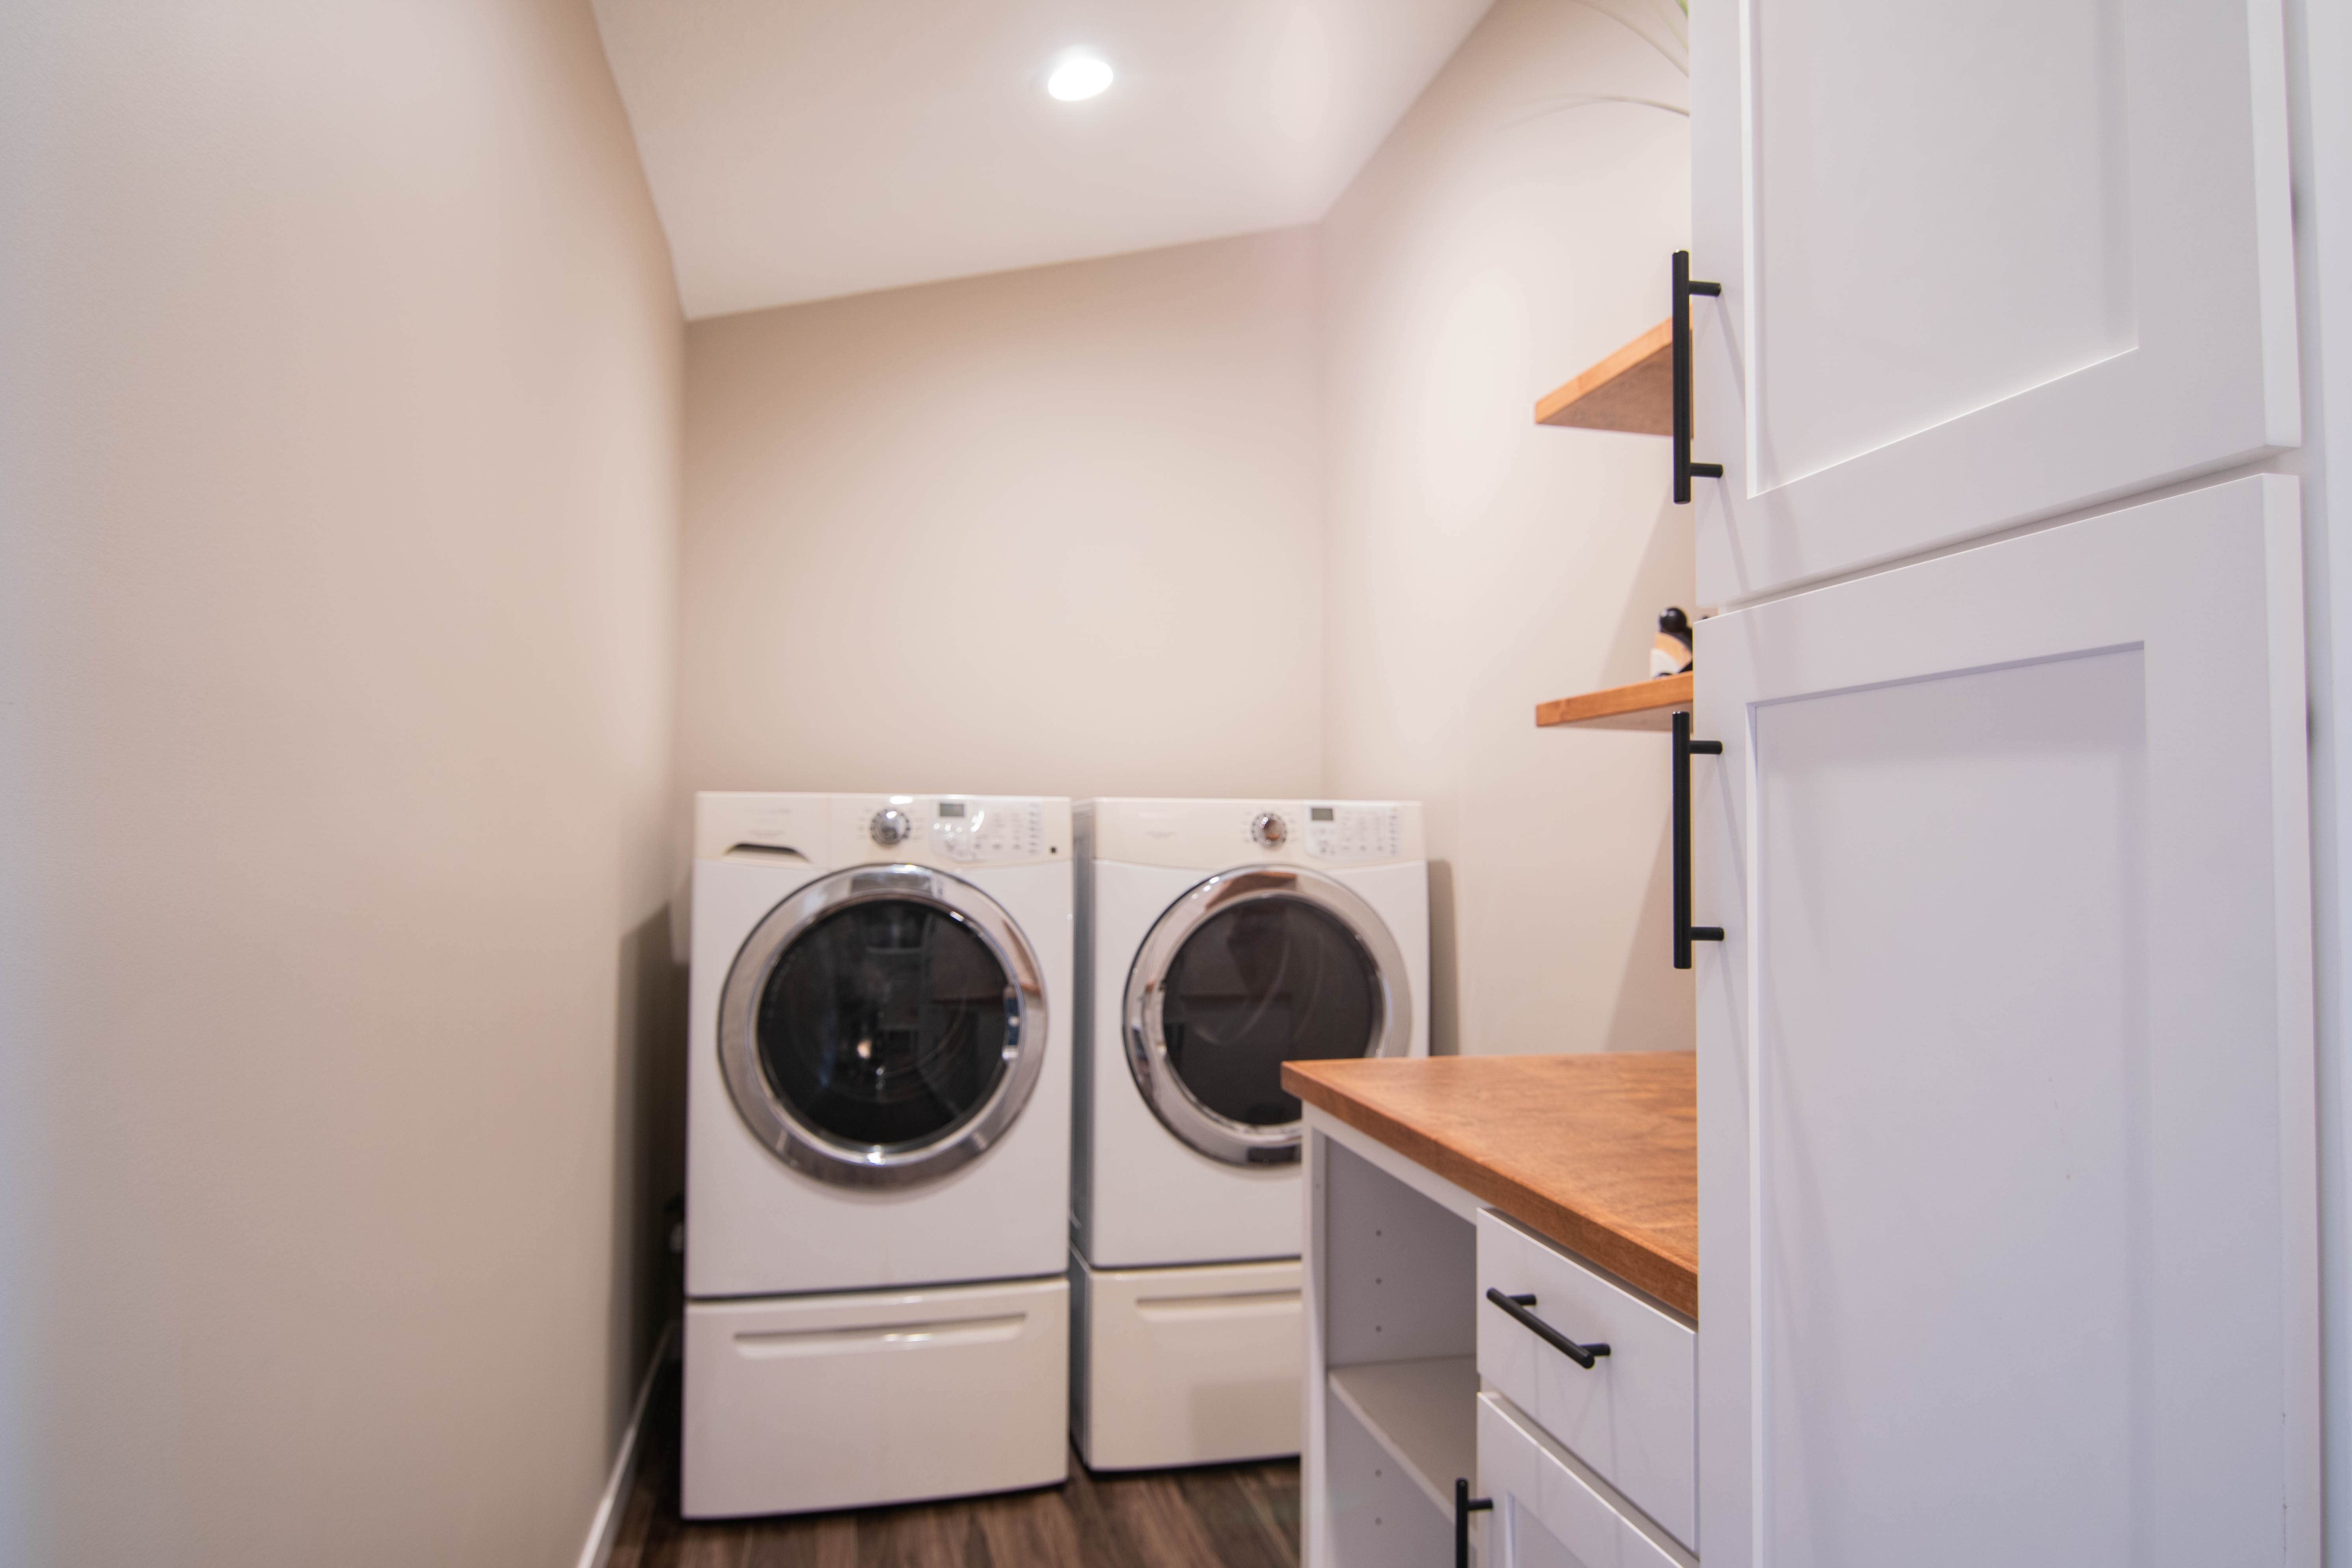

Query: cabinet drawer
[1475,1210,1694,1549]
[1479,1393,1689,1568]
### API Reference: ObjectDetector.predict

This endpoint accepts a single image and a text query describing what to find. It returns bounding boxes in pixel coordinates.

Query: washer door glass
[756,898,1012,1149]
[1159,896,1379,1127]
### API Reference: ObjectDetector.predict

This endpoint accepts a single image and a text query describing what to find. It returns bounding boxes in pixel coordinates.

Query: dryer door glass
[755,899,1013,1150]
[1159,896,1379,1127]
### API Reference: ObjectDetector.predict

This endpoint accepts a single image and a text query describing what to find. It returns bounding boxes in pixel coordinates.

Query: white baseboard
[576,1320,677,1568]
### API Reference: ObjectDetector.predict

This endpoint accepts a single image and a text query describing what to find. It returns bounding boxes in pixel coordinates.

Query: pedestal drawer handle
[1486,1288,1611,1369]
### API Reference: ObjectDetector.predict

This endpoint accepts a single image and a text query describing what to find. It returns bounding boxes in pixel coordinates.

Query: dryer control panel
[1084,798,1424,869]
[1304,803,1406,862]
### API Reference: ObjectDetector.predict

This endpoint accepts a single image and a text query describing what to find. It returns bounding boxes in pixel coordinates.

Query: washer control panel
[1305,803,1406,862]
[696,793,1070,868]
[928,797,1048,864]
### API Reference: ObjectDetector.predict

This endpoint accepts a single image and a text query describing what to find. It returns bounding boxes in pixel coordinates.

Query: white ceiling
[590,0,1494,320]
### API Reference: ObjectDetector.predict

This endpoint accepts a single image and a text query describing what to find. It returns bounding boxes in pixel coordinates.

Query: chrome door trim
[1123,866,1411,1166]
[717,864,1048,1191]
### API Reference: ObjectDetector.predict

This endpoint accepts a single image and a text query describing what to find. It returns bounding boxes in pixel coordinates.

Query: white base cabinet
[1303,1109,1699,1568]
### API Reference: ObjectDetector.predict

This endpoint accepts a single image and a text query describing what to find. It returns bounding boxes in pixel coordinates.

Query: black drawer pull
[1486,1288,1611,1369]
[1454,1477,1492,1568]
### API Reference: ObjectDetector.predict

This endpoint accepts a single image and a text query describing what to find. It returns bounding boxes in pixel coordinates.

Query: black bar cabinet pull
[1672,250,1722,504]
[1484,1288,1611,1369]
[1673,711,1724,970]
[1454,1477,1493,1568]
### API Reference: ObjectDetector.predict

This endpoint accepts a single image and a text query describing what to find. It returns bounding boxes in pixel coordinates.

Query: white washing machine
[1071,798,1428,1470]
[682,792,1073,1520]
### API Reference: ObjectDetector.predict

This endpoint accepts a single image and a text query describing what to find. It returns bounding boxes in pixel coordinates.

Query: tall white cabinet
[1685,1,2319,1565]
[1694,477,2316,1566]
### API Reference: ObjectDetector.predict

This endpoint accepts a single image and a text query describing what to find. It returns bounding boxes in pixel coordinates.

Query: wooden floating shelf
[1534,319,1673,436]
[1535,671,1692,730]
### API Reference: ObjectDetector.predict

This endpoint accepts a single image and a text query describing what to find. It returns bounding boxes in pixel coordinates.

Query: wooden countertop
[1283,1052,1696,1320]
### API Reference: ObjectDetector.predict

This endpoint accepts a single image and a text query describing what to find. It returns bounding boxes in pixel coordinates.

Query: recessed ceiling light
[1046,52,1114,102]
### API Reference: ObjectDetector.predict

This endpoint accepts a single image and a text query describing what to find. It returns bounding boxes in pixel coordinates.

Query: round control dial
[870,807,913,847]
[1250,811,1289,849]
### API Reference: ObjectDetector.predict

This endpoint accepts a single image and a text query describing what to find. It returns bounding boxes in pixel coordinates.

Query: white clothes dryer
[1071,798,1427,1470]
[682,792,1072,1520]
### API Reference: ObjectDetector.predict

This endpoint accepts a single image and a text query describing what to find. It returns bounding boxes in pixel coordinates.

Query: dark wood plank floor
[611,1358,1301,1568]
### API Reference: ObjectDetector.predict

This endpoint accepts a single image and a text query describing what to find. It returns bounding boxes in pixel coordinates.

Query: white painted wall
[1318,0,1694,1055]
[677,228,1324,804]
[0,2,682,1564]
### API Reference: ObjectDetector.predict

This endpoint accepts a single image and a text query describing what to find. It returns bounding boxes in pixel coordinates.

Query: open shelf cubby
[1326,1357,1480,1518]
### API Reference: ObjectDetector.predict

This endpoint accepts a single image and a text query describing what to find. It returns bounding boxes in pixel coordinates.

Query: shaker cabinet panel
[1479,1393,1689,1568]
[1693,475,2318,1567]
[1689,0,2297,604]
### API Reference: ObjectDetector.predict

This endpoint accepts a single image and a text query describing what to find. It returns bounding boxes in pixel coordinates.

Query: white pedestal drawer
[1476,1210,1695,1550]
[682,1276,1068,1519]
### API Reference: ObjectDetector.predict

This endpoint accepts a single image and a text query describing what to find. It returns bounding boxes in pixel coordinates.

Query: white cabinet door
[1478,1394,1690,1568]
[1689,0,2298,605]
[1693,475,2317,1568]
